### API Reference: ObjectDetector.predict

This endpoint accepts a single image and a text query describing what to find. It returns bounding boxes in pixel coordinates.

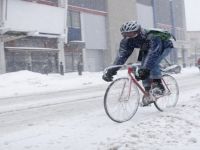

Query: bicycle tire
[154,74,179,111]
[104,77,140,123]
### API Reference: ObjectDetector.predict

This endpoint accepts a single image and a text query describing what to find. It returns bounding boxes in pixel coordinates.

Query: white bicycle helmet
[120,21,141,33]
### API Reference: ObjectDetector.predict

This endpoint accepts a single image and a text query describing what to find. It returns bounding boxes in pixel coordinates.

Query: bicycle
[104,64,179,123]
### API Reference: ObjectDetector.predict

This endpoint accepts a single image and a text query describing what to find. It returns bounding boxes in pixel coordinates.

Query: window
[68,10,81,28]
[67,10,81,41]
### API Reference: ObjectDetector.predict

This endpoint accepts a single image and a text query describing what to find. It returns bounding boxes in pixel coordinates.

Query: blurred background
[0,0,199,74]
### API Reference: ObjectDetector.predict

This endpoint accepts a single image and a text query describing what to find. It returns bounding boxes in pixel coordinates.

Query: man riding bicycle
[102,21,175,104]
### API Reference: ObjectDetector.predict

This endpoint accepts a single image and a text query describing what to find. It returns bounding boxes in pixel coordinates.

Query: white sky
[184,0,200,31]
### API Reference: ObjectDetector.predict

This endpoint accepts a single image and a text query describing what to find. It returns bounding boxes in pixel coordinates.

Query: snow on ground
[98,98,200,150]
[0,67,198,98]
[0,67,200,150]
[0,70,105,98]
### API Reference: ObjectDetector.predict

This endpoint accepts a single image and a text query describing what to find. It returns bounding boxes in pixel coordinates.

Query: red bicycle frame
[127,66,149,97]
[127,66,172,98]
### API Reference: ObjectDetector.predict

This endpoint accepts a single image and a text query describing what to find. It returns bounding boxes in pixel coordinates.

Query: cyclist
[102,21,174,105]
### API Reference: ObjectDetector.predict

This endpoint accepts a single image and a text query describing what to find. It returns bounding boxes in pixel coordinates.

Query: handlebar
[104,63,175,75]
[104,63,141,72]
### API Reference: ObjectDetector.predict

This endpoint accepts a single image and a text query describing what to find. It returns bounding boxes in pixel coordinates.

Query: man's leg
[151,48,173,93]
[141,53,151,92]
[151,47,173,78]
[142,78,151,92]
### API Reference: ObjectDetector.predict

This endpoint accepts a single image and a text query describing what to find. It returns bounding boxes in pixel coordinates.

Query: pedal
[140,102,152,107]
[141,95,154,107]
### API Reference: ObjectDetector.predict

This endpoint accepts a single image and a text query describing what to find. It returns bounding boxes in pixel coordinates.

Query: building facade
[187,31,200,66]
[105,0,188,68]
[106,0,138,66]
[0,0,67,74]
[66,0,107,72]
[137,0,188,65]
[0,0,188,74]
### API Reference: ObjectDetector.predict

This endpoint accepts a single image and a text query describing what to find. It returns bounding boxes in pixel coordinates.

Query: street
[0,69,200,149]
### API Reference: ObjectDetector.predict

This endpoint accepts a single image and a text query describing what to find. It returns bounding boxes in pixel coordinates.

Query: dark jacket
[113,28,174,70]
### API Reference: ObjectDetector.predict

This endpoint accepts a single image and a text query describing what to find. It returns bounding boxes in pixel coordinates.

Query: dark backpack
[146,28,176,41]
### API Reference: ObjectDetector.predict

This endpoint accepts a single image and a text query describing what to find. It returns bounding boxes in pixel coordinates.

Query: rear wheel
[104,77,140,123]
[154,74,179,111]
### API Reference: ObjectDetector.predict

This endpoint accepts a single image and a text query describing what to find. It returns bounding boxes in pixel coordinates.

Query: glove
[135,68,150,80]
[102,69,117,82]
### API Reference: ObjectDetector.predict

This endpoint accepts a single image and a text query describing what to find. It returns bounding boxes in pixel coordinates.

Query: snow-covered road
[0,68,200,150]
[0,84,107,114]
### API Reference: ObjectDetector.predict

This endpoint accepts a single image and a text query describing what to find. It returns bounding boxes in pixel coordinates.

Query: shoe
[141,95,154,107]
[151,79,165,95]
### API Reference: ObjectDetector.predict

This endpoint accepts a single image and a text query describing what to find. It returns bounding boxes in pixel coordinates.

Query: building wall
[187,32,200,42]
[81,13,107,50]
[1,0,67,74]
[81,12,106,71]
[5,0,66,34]
[0,0,7,73]
[154,0,186,41]
[0,42,5,73]
[154,0,171,25]
[106,0,138,65]
[106,0,189,67]
[148,0,187,64]
[138,0,186,41]
[1,0,190,73]
[173,0,186,29]
[67,0,107,72]
[68,0,139,71]
[0,0,6,27]
[84,49,104,71]
[187,31,200,65]
[136,3,154,28]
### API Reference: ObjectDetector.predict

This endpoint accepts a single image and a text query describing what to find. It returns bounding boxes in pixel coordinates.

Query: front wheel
[104,77,140,123]
[154,74,179,111]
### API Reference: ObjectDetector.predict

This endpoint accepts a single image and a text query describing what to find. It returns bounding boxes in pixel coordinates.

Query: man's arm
[112,38,134,71]
[102,38,134,82]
